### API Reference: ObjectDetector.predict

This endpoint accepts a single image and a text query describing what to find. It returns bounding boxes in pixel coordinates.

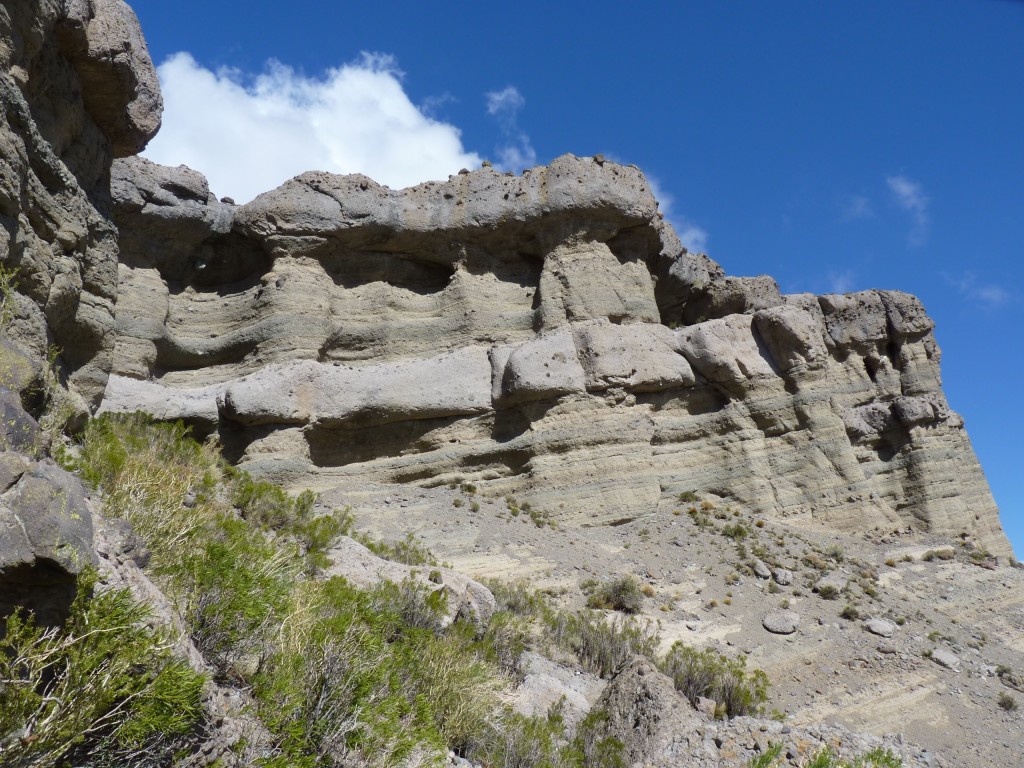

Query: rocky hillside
[2,2,1022,768]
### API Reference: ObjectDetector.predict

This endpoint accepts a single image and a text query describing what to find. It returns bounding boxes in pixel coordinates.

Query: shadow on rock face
[0,559,79,633]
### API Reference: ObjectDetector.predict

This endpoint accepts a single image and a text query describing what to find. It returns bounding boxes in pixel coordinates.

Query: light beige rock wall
[101,154,1011,556]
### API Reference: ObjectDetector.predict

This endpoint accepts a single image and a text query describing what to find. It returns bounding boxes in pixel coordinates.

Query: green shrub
[253,575,508,767]
[0,574,205,767]
[586,575,645,613]
[999,691,1018,711]
[659,642,769,718]
[722,523,749,541]
[485,579,551,620]
[478,611,529,674]
[549,612,659,678]
[840,604,861,621]
[817,584,841,600]
[797,746,903,768]
[564,707,625,768]
[471,706,566,768]
[180,513,299,677]
[748,743,784,768]
[230,467,315,530]
[360,531,439,567]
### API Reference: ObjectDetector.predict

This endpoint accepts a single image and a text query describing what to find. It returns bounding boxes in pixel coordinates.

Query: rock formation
[99,154,1009,555]
[1,0,160,413]
[1,2,1020,766]
[1,0,159,629]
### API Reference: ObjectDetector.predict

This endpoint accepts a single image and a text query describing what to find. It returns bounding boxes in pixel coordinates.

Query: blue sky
[131,1,1024,554]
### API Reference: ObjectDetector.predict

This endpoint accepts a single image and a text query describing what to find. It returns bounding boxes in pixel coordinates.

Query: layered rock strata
[100,155,1010,555]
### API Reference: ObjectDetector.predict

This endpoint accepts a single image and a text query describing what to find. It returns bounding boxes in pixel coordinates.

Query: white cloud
[143,52,482,203]
[484,85,536,172]
[647,176,708,253]
[828,270,855,294]
[886,174,929,246]
[676,224,709,253]
[943,271,1013,310]
[840,194,873,221]
[486,86,526,117]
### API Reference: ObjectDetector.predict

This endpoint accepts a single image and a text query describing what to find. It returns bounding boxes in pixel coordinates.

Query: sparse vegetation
[754,746,903,768]
[803,552,829,570]
[999,692,1018,712]
[722,522,749,541]
[922,548,955,562]
[586,575,645,613]
[840,604,861,620]
[487,579,659,679]
[361,531,440,567]
[0,572,205,767]
[659,642,769,718]
[57,414,625,765]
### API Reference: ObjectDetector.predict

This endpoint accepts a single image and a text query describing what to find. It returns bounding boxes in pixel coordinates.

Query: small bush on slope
[488,579,659,678]
[659,643,769,718]
[0,572,205,768]
[488,579,768,715]
[748,744,903,767]
[585,575,645,613]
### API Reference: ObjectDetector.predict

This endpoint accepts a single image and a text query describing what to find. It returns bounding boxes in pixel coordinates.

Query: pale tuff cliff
[2,3,1022,768]
[100,154,1009,556]
[0,0,1009,599]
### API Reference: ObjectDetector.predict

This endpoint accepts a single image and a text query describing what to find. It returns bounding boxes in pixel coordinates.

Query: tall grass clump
[659,642,769,718]
[62,414,590,766]
[0,572,205,768]
[585,575,645,614]
[549,612,660,678]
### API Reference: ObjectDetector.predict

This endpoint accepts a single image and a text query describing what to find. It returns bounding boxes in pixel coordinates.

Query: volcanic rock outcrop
[0,0,1011,587]
[1,0,160,413]
[1,0,159,628]
[99,156,1009,555]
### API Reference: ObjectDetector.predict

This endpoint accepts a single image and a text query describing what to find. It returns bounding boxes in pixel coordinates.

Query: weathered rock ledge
[98,154,1009,555]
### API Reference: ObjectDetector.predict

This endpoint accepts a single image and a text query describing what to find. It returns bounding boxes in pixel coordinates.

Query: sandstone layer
[100,156,1009,556]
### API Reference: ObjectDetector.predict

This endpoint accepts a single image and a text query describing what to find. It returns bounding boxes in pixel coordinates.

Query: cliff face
[2,4,1021,767]
[0,0,160,412]
[0,0,159,623]
[0,2,1007,558]
[98,154,1010,555]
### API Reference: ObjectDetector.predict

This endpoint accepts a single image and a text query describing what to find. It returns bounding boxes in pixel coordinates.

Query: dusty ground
[319,481,1024,768]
